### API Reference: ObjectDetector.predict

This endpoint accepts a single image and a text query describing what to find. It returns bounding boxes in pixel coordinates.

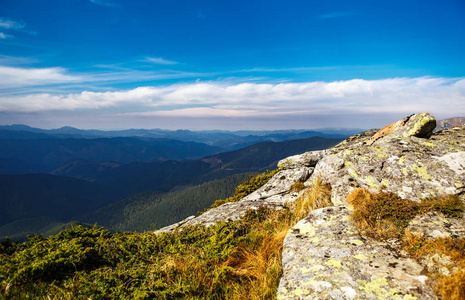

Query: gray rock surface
[277,206,436,299]
[309,114,465,204]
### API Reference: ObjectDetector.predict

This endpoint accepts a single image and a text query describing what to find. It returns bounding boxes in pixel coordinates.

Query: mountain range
[0,125,346,240]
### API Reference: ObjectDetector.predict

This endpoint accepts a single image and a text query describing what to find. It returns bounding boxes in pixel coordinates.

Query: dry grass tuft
[292,178,332,221]
[347,188,418,239]
[420,194,463,218]
[436,268,465,300]
[290,181,305,192]
[221,178,332,299]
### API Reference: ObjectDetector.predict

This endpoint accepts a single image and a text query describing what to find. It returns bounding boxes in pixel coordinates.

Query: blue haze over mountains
[0,124,356,240]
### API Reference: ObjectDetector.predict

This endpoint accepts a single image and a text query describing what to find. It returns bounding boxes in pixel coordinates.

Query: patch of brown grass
[290,181,305,192]
[436,268,465,300]
[292,178,332,221]
[420,194,463,218]
[403,232,465,299]
[347,188,418,239]
[222,178,332,299]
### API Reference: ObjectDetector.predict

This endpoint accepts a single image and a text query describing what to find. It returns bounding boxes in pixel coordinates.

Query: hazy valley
[0,125,346,241]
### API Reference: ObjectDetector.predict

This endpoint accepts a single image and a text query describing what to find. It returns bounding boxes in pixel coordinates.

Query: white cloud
[144,57,178,65]
[0,66,82,88]
[0,55,38,65]
[0,18,25,30]
[0,78,464,124]
[0,32,11,39]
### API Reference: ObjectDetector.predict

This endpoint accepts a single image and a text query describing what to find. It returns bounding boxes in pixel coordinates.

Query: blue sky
[0,0,464,130]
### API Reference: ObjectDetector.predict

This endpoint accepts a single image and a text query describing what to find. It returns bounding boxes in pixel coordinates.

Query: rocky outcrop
[277,206,436,299]
[155,112,465,299]
[308,113,464,205]
[278,112,465,299]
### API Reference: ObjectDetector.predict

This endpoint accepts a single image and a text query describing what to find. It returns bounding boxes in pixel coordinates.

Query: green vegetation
[207,170,279,210]
[0,180,332,299]
[347,188,464,299]
[81,173,251,232]
[0,218,95,242]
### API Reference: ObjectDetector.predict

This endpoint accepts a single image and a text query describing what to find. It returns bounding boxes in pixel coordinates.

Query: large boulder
[306,113,464,205]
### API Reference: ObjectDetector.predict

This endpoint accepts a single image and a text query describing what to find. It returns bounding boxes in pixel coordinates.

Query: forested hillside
[0,136,342,241]
[80,173,252,231]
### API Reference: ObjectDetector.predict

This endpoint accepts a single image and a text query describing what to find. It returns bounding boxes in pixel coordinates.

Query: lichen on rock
[277,206,436,299]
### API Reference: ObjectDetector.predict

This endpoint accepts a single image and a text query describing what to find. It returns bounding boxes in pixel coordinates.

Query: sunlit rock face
[304,112,464,205]
[278,112,465,299]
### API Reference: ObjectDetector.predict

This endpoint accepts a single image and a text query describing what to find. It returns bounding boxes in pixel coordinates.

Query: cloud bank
[144,57,179,65]
[0,66,82,88]
[0,77,463,125]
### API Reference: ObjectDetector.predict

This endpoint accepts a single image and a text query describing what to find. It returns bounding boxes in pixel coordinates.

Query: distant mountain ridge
[0,137,222,174]
[434,116,465,131]
[0,124,360,150]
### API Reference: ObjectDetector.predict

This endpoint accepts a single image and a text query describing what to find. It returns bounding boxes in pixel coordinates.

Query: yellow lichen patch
[310,237,319,243]
[325,259,342,268]
[350,239,364,246]
[354,254,369,260]
[375,147,389,158]
[311,264,325,272]
[293,288,308,296]
[411,164,432,181]
[299,224,315,236]
[406,116,431,137]
[364,175,380,189]
[348,167,358,178]
[302,267,312,274]
[398,156,405,165]
[359,277,397,300]
[402,168,409,176]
